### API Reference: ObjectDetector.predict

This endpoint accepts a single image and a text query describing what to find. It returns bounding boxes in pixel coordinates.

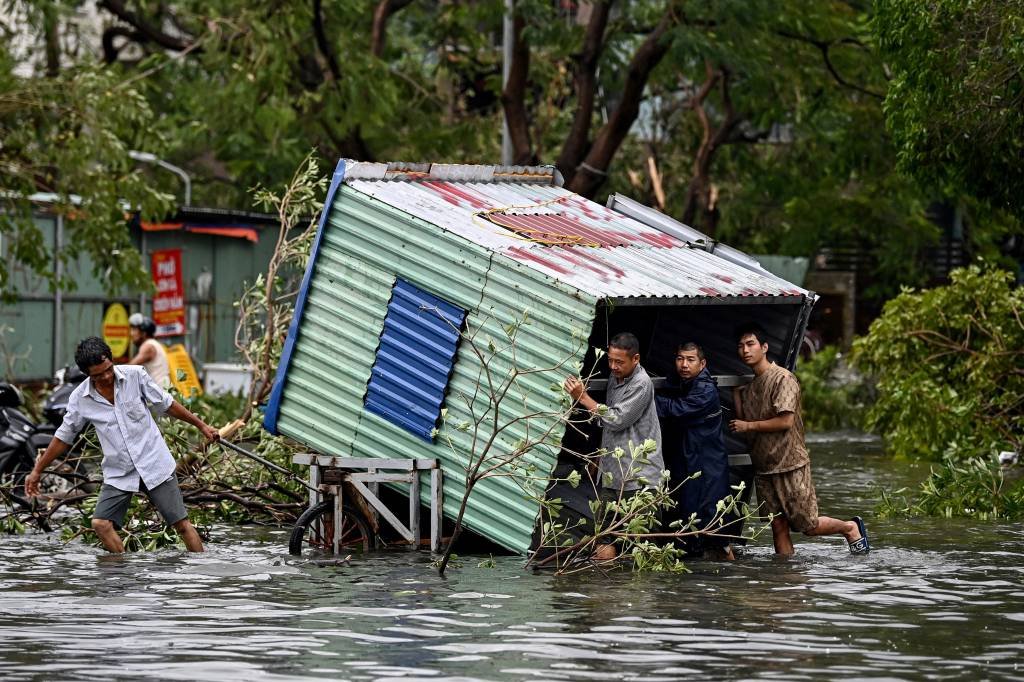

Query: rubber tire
[289,499,372,556]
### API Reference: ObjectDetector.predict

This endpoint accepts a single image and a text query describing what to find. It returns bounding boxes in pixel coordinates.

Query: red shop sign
[151,248,185,337]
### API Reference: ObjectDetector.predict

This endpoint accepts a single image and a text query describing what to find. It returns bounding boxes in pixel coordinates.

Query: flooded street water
[1,435,1022,680]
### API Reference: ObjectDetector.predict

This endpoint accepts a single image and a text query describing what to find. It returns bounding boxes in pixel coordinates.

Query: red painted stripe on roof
[422,181,491,209]
[550,246,611,281]
[567,246,627,278]
[506,246,572,275]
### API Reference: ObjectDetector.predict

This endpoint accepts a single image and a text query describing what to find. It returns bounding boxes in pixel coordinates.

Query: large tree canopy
[2,0,1013,300]
[1,5,171,297]
[875,0,1024,221]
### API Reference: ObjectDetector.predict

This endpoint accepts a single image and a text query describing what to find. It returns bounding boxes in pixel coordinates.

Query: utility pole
[501,0,514,166]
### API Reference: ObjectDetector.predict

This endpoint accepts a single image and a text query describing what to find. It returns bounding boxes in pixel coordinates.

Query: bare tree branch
[97,0,199,53]
[312,0,341,82]
[681,62,741,235]
[777,30,884,99]
[101,25,144,64]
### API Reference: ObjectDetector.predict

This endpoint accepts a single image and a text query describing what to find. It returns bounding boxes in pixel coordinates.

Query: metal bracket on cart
[292,454,444,554]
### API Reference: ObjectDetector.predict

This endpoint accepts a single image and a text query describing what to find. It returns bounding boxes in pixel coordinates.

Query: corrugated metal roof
[341,163,808,303]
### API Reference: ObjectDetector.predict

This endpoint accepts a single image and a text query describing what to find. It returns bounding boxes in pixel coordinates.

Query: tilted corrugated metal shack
[264,160,815,555]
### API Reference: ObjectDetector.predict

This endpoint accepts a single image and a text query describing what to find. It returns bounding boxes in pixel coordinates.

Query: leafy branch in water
[432,308,591,576]
[530,439,769,575]
[877,457,1024,521]
[855,265,1024,520]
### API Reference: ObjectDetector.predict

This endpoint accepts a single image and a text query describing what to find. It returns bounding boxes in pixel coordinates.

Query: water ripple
[1,440,1023,680]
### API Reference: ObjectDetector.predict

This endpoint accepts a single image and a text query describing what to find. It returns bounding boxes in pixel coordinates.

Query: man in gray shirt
[564,332,664,557]
[26,336,220,552]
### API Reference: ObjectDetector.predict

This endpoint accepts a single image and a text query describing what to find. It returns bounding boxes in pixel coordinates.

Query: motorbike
[0,382,57,493]
[0,370,93,499]
[42,364,87,429]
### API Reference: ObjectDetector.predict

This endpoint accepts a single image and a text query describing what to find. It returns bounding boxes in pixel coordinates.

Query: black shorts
[93,476,188,528]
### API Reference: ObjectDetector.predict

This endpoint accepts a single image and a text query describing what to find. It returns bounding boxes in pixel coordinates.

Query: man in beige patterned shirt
[730,324,869,556]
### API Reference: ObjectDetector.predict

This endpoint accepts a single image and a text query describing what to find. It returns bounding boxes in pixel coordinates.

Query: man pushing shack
[564,332,665,559]
[26,337,220,553]
[656,342,736,561]
[730,324,869,556]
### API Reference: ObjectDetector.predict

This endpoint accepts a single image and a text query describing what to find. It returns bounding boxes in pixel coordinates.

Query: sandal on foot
[848,516,870,555]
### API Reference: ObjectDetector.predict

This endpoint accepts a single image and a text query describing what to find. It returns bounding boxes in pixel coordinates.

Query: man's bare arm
[729,412,795,434]
[128,343,156,367]
[732,386,745,420]
[166,400,220,442]
[25,437,72,496]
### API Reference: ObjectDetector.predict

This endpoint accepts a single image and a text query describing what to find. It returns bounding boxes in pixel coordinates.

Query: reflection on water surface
[1,436,1021,680]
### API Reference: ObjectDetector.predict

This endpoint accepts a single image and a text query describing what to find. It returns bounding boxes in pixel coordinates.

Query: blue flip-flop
[848,516,870,555]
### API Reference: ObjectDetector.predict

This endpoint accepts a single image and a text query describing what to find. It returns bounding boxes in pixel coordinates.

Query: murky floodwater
[2,435,1023,681]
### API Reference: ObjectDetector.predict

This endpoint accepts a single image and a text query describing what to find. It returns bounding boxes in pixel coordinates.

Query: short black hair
[735,323,769,346]
[676,341,705,361]
[75,336,113,373]
[609,332,640,356]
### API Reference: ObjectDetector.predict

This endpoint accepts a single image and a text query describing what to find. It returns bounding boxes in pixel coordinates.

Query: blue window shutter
[364,279,467,441]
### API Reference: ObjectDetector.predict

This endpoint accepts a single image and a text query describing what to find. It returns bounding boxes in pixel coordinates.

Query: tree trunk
[500,14,536,165]
[680,64,740,237]
[556,0,614,184]
[42,5,61,77]
[565,7,677,198]
[371,0,414,57]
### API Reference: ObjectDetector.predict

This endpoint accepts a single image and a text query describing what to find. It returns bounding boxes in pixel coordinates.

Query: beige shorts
[755,464,819,534]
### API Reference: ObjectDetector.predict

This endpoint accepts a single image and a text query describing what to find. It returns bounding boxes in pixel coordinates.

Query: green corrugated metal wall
[0,214,279,381]
[274,186,597,553]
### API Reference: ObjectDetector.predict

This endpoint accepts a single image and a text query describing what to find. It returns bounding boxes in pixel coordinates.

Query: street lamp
[128,150,193,321]
[128,150,192,206]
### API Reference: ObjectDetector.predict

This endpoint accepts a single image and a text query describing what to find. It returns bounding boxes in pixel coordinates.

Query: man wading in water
[730,324,870,556]
[564,332,665,561]
[26,337,220,552]
[657,342,736,561]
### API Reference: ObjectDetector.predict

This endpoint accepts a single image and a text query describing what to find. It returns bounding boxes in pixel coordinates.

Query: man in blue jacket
[657,342,735,560]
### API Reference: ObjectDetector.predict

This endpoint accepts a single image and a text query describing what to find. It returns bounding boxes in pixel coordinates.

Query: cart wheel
[289,499,372,556]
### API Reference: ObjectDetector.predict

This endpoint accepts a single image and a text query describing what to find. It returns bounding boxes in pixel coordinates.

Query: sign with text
[165,343,203,397]
[151,248,185,337]
[101,302,130,359]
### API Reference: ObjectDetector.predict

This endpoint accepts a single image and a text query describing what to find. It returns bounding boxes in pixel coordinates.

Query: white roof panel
[343,162,809,302]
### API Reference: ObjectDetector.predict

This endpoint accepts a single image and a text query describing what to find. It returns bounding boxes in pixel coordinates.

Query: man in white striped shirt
[26,337,220,553]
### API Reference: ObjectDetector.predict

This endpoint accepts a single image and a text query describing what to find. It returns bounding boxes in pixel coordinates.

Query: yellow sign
[101,303,130,358]
[165,343,203,397]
